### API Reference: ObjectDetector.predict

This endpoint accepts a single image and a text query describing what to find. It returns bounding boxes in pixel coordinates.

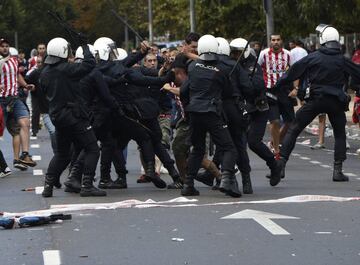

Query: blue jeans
[0,97,29,122]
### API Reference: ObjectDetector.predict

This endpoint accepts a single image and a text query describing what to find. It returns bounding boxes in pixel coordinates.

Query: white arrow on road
[221,209,299,235]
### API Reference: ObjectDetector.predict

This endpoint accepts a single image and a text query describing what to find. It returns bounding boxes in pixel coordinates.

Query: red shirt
[0,56,19,97]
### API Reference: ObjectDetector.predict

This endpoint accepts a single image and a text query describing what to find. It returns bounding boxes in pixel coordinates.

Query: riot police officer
[229,38,283,188]
[276,25,360,183]
[40,38,105,197]
[180,34,240,197]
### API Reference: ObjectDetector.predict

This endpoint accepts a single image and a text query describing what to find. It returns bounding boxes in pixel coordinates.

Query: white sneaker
[356,148,360,155]
[0,167,11,178]
[346,141,350,150]
[311,143,325,150]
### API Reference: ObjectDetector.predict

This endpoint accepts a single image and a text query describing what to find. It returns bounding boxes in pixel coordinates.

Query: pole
[264,0,274,47]
[148,0,153,43]
[14,31,18,50]
[124,16,129,51]
[190,0,196,32]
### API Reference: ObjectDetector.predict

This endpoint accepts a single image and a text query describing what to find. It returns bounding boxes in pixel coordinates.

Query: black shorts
[268,97,295,123]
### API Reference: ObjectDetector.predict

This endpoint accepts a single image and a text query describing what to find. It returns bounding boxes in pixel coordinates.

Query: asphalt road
[1,128,360,265]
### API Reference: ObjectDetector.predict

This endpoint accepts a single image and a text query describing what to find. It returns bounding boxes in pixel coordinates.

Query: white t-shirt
[290,46,308,64]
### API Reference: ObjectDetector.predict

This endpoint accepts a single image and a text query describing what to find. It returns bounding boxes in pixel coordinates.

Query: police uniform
[277,41,360,181]
[40,45,105,197]
[181,57,240,197]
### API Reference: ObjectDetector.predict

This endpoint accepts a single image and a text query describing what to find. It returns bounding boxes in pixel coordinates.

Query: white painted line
[33,169,43,176]
[344,173,357,177]
[315,232,332,234]
[32,155,42,161]
[31,144,40,148]
[310,161,321,164]
[356,178,360,180]
[28,228,44,231]
[35,186,44,194]
[299,157,310,160]
[320,165,331,168]
[30,136,37,140]
[291,153,300,157]
[42,250,61,265]
[222,209,299,235]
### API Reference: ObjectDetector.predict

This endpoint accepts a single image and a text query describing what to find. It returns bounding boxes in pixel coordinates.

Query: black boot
[80,175,107,197]
[145,162,167,189]
[42,174,55,197]
[181,176,199,196]
[333,161,349,182]
[64,173,82,193]
[98,175,125,189]
[195,170,215,187]
[166,164,184,189]
[242,173,253,194]
[268,159,284,186]
[113,173,128,189]
[219,171,241,198]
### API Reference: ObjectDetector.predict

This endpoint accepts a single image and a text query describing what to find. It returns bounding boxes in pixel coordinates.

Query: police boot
[219,171,242,198]
[113,172,128,189]
[64,173,82,193]
[80,175,107,197]
[181,176,199,196]
[242,173,253,194]
[145,162,167,189]
[268,159,284,186]
[166,164,184,189]
[195,170,214,186]
[332,161,349,182]
[42,174,55,198]
[98,175,125,189]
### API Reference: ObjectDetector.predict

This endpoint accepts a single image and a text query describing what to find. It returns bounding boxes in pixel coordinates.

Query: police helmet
[216,37,230,56]
[198,34,218,61]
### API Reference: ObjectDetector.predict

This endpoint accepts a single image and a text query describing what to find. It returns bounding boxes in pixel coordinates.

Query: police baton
[109,10,145,42]
[47,10,88,47]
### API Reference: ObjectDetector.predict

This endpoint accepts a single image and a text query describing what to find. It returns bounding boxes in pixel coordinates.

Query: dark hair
[270,34,281,39]
[150,43,159,48]
[37,43,46,48]
[295,39,304,47]
[18,49,25,54]
[185,32,200,44]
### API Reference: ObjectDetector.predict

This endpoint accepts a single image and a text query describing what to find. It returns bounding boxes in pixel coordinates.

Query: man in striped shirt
[0,38,36,168]
[258,34,296,159]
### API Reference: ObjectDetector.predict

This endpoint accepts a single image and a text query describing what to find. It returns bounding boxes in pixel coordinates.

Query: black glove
[81,44,93,58]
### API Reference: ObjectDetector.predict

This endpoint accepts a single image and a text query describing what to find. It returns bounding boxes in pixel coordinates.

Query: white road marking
[299,157,310,160]
[356,178,360,180]
[320,165,331,168]
[30,136,37,140]
[222,209,299,235]
[343,173,357,177]
[315,232,332,234]
[35,186,44,194]
[33,169,43,176]
[42,250,61,265]
[32,155,42,161]
[310,161,321,164]
[291,153,300,157]
[31,144,40,148]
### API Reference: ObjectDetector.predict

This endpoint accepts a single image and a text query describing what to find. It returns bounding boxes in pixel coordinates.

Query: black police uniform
[277,42,360,182]
[135,66,182,188]
[103,61,174,188]
[240,53,283,184]
[63,65,127,192]
[180,57,239,197]
[40,46,105,197]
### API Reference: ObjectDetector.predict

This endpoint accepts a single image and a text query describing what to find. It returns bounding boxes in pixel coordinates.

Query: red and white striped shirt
[28,56,37,71]
[0,56,19,97]
[258,48,291,89]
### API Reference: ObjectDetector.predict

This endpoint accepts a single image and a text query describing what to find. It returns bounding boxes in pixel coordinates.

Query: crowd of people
[1,23,360,198]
